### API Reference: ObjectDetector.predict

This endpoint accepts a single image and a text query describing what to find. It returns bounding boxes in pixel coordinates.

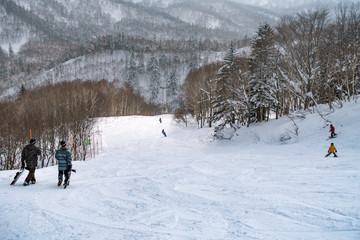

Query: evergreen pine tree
[126,51,139,93]
[148,54,160,102]
[188,53,198,70]
[137,52,145,75]
[168,67,179,96]
[159,53,167,71]
[249,22,278,122]
[211,42,238,139]
[0,63,7,81]
[8,44,14,59]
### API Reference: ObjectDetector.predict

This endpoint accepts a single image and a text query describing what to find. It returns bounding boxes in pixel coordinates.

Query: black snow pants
[58,168,71,183]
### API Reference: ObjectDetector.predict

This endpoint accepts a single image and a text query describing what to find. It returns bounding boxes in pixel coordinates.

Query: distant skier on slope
[55,141,72,187]
[325,143,337,157]
[162,129,167,137]
[329,124,336,138]
[21,138,41,186]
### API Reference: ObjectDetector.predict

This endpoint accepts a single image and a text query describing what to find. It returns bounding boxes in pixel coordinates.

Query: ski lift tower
[160,79,168,114]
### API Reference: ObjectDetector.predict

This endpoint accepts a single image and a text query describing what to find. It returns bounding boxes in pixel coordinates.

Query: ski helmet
[30,138,36,144]
[60,140,66,147]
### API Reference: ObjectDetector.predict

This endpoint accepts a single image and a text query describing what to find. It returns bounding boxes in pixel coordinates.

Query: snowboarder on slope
[55,141,72,186]
[21,138,41,186]
[162,129,167,137]
[329,124,336,138]
[325,143,337,157]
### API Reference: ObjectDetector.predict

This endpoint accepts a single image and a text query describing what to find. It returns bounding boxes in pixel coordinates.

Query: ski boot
[63,179,70,189]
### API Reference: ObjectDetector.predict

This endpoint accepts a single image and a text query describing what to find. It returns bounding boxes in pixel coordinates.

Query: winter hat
[30,138,36,145]
[60,141,66,147]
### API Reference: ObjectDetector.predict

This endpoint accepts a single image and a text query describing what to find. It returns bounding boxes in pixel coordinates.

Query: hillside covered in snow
[1,0,275,104]
[0,99,359,240]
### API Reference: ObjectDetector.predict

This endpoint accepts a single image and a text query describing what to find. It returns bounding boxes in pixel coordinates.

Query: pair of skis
[10,168,76,189]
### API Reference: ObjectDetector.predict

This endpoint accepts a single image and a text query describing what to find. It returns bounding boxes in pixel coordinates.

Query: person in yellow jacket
[325,143,337,157]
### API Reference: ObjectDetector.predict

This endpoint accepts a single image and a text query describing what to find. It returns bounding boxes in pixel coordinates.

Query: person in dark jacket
[21,138,41,186]
[162,129,167,137]
[55,141,72,186]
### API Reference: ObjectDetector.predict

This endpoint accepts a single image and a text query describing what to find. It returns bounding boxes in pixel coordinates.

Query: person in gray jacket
[21,138,41,186]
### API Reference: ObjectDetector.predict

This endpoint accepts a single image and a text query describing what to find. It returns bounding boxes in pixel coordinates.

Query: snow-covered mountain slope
[0,100,359,239]
[0,49,226,104]
[2,0,262,103]
[163,0,279,33]
[230,0,348,13]
[2,0,278,47]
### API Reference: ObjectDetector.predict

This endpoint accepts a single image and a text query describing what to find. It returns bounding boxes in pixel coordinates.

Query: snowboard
[327,133,338,140]
[10,168,25,185]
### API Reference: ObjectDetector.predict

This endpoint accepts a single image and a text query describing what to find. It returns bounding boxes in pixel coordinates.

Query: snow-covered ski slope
[1,100,359,240]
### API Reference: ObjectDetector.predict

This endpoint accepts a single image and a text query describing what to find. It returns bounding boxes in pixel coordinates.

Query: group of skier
[159,117,167,137]
[20,139,73,187]
[16,120,340,187]
[18,117,167,187]
[326,124,338,157]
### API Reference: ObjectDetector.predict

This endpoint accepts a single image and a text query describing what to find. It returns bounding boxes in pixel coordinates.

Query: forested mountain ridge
[0,0,278,104]
[0,0,351,106]
[6,0,278,42]
[0,0,280,50]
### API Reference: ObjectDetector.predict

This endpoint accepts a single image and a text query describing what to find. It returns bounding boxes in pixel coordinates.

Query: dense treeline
[0,33,234,111]
[0,34,229,81]
[0,0,57,40]
[0,0,256,45]
[0,33,232,107]
[0,0,234,85]
[178,4,360,139]
[0,80,160,170]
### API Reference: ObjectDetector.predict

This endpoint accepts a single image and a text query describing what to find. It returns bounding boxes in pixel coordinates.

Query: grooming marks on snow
[2,102,360,239]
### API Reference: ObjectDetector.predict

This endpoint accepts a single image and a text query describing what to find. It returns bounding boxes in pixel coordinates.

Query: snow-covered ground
[1,100,360,240]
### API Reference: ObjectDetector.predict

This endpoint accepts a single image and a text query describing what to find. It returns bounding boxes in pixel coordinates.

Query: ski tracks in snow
[1,112,360,240]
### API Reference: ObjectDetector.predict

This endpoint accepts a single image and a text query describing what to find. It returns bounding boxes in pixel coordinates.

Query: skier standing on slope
[21,138,41,186]
[325,143,338,157]
[55,141,72,186]
[329,124,336,138]
[162,129,167,137]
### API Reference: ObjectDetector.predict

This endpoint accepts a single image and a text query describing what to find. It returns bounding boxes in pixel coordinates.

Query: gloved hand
[21,165,25,169]
[335,150,337,152]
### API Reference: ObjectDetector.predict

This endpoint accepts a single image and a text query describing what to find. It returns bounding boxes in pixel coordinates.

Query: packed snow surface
[1,100,360,240]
